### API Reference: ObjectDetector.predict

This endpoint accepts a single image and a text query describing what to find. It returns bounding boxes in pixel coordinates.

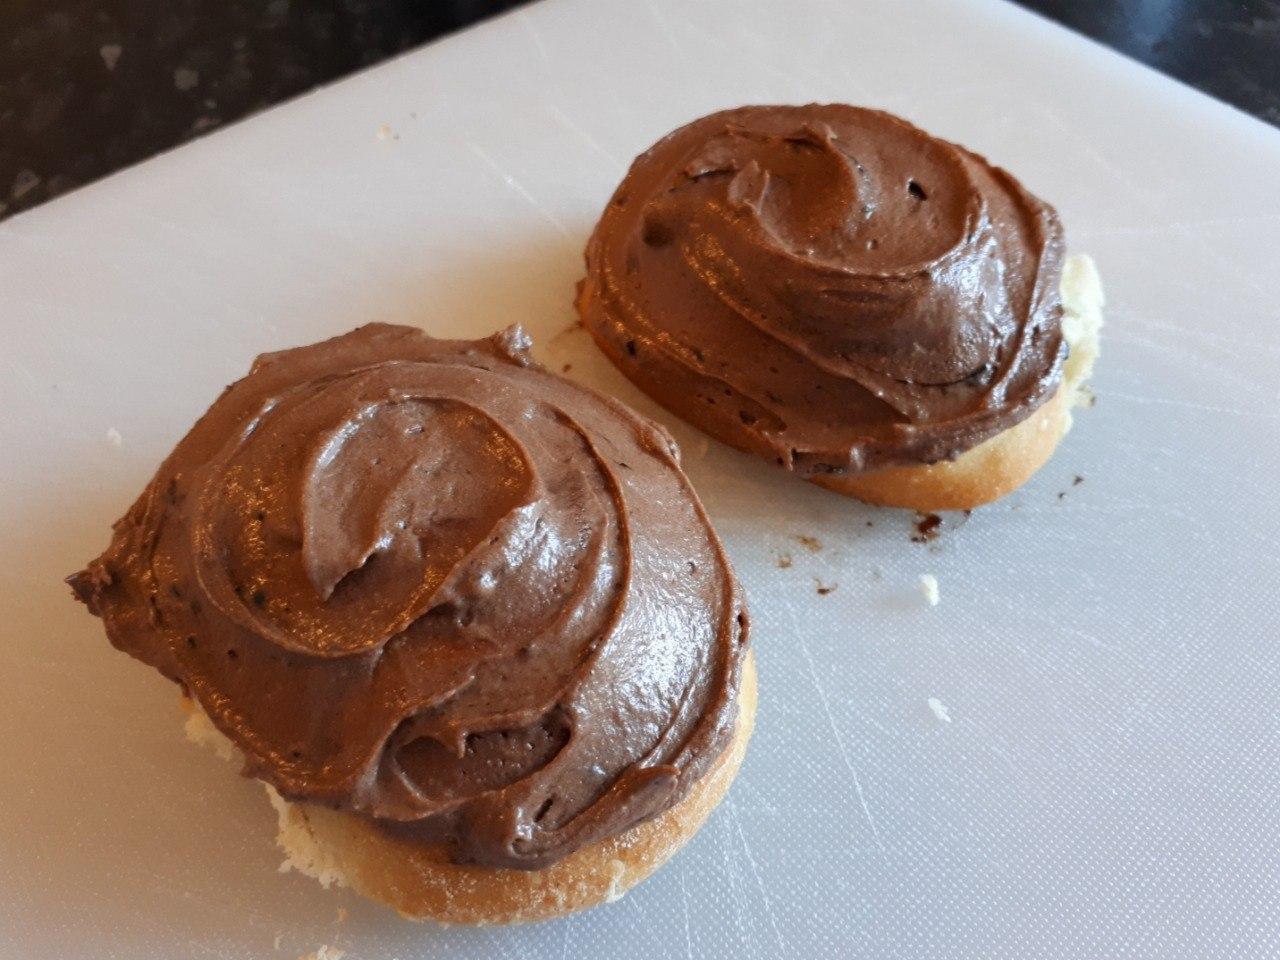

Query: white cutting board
[3,0,1279,957]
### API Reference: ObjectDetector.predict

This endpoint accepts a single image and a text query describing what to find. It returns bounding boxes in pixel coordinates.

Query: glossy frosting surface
[580,104,1067,473]
[69,324,747,869]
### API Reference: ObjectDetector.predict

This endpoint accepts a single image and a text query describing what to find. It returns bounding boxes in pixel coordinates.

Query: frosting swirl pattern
[579,104,1067,473]
[69,324,747,869]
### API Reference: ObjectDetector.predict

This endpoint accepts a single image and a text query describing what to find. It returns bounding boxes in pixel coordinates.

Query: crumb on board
[815,579,837,595]
[927,697,952,723]
[106,427,123,447]
[561,362,573,373]
[794,534,822,552]
[273,933,283,951]
[1073,475,1085,486]
[335,906,347,924]
[299,947,344,960]
[918,574,940,606]
[552,320,582,340]
[911,512,942,543]
[376,122,398,141]
[99,43,122,70]
[776,552,793,569]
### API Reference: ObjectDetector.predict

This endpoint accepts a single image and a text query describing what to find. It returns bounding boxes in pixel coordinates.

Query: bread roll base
[184,651,756,925]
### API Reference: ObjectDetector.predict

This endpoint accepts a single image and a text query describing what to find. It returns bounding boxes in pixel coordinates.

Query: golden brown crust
[187,652,756,925]
[811,387,1072,510]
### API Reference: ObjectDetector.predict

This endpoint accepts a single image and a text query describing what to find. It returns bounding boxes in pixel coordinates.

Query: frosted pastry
[69,323,754,924]
[578,104,1103,509]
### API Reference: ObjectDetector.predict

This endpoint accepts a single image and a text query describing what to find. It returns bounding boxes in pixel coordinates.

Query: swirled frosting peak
[68,323,747,869]
[579,104,1067,473]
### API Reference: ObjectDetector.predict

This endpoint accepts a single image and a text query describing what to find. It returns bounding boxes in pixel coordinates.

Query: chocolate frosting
[579,104,1067,474]
[68,324,747,870]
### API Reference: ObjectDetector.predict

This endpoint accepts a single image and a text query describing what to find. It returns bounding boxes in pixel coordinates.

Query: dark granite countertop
[1,0,1277,222]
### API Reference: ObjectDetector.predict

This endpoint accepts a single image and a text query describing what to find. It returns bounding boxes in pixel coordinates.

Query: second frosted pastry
[578,104,1102,510]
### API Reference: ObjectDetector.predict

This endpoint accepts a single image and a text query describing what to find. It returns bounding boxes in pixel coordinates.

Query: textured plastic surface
[3,0,1279,957]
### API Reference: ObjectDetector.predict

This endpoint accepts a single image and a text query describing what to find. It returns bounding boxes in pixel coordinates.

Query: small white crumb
[918,573,940,606]
[376,122,395,141]
[99,44,123,70]
[174,67,199,91]
[927,697,952,723]
[603,858,627,902]
[106,427,123,447]
[298,947,344,960]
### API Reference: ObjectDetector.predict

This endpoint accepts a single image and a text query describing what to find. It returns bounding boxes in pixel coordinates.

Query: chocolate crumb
[777,552,793,569]
[1057,491,1067,500]
[562,363,573,373]
[794,534,822,552]
[911,512,943,543]
[815,580,837,596]
[226,648,238,660]
[1073,475,1085,486]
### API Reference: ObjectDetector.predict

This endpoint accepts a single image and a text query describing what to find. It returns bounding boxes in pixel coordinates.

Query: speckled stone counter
[1,0,1277,222]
